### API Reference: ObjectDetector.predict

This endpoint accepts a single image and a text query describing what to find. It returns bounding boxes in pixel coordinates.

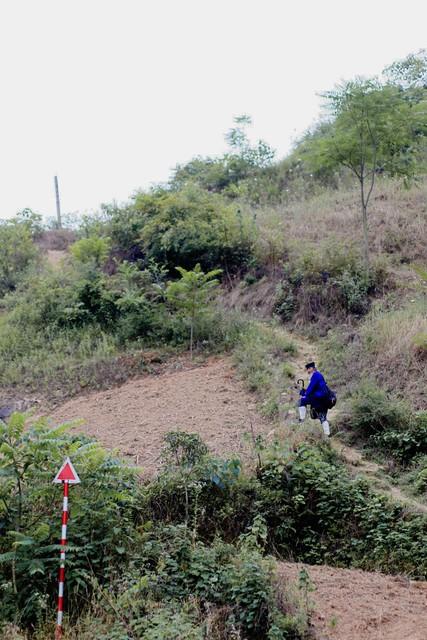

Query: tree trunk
[190,322,193,360]
[360,179,370,271]
[362,203,370,271]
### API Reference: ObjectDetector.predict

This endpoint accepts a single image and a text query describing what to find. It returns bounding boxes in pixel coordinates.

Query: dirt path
[331,438,427,514]
[287,333,427,514]
[49,357,270,475]
[280,562,427,640]
[46,249,67,267]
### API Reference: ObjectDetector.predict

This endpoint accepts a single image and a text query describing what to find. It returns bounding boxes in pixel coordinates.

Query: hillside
[1,55,427,638]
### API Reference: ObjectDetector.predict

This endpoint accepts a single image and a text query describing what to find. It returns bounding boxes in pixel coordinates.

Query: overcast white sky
[0,0,425,220]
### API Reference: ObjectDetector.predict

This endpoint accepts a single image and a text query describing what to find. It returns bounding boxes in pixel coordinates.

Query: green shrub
[135,185,255,273]
[413,458,427,495]
[142,440,427,578]
[4,265,117,332]
[371,411,427,464]
[348,383,409,436]
[1,441,308,638]
[0,415,141,628]
[161,432,209,468]
[255,444,427,576]
[339,383,427,465]
[273,245,388,326]
[65,528,306,640]
[70,236,111,267]
[0,221,40,297]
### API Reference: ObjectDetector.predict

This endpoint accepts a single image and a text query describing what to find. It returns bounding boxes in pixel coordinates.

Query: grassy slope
[248,178,427,400]
[260,178,427,266]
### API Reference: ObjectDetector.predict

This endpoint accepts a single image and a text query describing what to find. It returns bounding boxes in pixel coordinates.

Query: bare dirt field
[280,562,427,640]
[49,357,270,474]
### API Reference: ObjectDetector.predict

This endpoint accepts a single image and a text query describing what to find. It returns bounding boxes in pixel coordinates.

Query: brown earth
[46,249,67,267]
[280,562,427,640]
[49,357,271,475]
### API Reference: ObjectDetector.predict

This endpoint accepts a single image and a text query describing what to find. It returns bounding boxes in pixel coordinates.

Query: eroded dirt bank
[49,357,270,474]
[280,562,427,640]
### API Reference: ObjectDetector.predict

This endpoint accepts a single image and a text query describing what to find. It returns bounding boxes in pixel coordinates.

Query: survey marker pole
[53,458,81,640]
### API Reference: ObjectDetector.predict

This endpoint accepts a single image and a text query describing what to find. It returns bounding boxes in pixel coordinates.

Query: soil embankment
[280,562,427,640]
[49,357,270,474]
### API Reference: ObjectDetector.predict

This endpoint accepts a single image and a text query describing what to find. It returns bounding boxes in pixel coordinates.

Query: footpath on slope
[331,438,427,514]
[285,334,427,514]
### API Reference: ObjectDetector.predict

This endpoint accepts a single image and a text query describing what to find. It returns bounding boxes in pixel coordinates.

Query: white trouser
[322,420,330,436]
[299,406,330,436]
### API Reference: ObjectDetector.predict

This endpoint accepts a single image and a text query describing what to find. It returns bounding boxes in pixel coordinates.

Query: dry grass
[323,300,427,409]
[253,177,427,265]
[358,302,427,400]
[36,228,76,251]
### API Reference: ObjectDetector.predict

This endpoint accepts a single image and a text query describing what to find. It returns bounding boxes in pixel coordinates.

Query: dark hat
[305,362,316,369]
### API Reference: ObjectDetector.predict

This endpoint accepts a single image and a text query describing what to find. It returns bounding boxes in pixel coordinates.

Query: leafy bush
[0,422,309,639]
[161,431,209,468]
[64,528,307,640]
[3,264,117,332]
[0,415,141,628]
[336,383,427,465]
[0,221,40,297]
[370,412,427,464]
[255,444,427,576]
[273,245,388,327]
[348,383,409,436]
[0,258,245,397]
[70,236,111,267]
[142,440,427,579]
[412,457,427,495]
[135,186,255,273]
[94,186,256,274]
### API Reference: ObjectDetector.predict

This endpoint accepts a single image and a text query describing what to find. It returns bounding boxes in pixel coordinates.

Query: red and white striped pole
[55,480,69,639]
[53,458,81,640]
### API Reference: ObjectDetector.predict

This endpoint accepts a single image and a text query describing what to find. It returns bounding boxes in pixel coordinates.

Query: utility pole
[54,175,62,228]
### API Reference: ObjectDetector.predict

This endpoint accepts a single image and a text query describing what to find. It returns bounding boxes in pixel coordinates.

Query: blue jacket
[304,370,329,409]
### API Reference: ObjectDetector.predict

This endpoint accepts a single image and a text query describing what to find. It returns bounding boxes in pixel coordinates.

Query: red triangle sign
[53,458,81,484]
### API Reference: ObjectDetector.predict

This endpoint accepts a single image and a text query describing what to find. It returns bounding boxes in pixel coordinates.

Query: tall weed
[233,322,296,417]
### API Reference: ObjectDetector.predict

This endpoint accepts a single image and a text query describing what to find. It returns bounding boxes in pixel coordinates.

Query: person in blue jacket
[298,361,330,436]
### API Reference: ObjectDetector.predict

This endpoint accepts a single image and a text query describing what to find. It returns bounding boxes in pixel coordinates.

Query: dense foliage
[0,415,139,629]
[144,441,427,579]
[0,220,40,297]
[0,420,310,639]
[0,261,243,395]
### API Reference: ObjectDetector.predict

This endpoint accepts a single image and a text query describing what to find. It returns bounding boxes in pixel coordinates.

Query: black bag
[325,385,337,409]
